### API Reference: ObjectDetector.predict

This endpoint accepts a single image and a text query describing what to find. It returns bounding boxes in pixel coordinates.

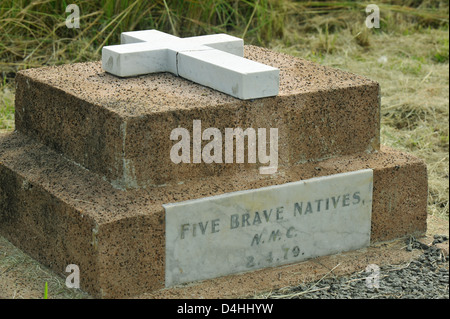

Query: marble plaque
[164,169,373,287]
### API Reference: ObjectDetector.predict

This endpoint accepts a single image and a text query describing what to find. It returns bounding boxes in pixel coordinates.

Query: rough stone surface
[14,45,380,189]
[0,132,426,298]
[1,43,428,299]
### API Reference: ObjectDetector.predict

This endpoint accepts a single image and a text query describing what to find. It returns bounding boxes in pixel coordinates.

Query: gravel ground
[269,235,449,299]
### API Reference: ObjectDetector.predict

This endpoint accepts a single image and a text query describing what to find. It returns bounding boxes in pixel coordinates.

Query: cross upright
[101,30,279,100]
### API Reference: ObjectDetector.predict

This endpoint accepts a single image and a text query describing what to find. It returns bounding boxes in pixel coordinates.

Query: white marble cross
[101,30,279,100]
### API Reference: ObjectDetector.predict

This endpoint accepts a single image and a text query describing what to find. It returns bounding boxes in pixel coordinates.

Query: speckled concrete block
[0,133,427,298]
[1,44,428,299]
[14,45,380,190]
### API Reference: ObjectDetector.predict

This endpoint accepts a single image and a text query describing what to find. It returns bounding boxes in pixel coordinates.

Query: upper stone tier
[14,45,380,190]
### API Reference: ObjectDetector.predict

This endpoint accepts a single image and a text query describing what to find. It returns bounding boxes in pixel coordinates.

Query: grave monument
[0,30,427,298]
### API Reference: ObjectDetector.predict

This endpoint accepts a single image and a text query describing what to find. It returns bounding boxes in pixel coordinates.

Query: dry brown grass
[271,25,448,220]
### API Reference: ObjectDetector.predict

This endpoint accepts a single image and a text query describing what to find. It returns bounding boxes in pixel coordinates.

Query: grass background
[0,0,448,298]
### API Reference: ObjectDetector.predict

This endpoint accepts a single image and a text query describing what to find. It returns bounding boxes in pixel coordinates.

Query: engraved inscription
[164,169,373,287]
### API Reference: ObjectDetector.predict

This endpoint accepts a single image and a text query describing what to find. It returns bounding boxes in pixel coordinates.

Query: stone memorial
[0,30,428,298]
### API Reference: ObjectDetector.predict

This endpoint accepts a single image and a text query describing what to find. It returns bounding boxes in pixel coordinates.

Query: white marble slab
[178,49,279,100]
[101,30,279,99]
[164,169,374,287]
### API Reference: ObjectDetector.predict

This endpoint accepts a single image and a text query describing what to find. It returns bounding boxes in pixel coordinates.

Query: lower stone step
[0,132,427,298]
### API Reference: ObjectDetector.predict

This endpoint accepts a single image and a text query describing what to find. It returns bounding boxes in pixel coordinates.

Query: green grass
[44,281,48,299]
[0,0,447,70]
[0,83,14,133]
